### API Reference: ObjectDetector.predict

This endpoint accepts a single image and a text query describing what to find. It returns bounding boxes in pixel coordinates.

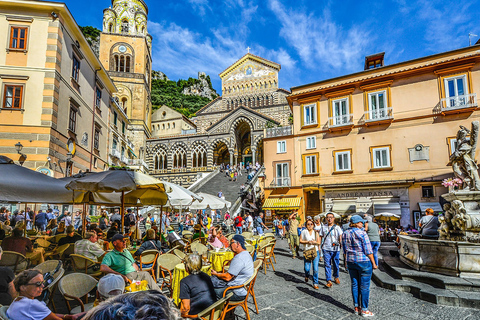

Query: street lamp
[15,142,23,154]
[14,142,27,165]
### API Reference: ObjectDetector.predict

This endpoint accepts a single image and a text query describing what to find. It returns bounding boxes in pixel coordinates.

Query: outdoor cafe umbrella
[161,181,203,208]
[65,168,170,231]
[374,212,401,227]
[188,192,231,210]
[318,212,341,219]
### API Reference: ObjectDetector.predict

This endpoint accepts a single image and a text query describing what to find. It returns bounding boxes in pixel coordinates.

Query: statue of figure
[449,121,480,191]
[451,200,467,231]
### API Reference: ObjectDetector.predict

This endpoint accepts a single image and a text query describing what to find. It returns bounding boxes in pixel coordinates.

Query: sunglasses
[25,281,44,287]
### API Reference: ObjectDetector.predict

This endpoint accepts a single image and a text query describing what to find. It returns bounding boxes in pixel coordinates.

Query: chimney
[364,52,385,70]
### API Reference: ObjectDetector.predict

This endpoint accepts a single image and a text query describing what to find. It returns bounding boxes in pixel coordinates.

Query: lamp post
[15,142,27,166]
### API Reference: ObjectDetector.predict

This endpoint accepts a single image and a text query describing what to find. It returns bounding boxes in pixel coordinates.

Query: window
[276,163,289,186]
[114,54,131,72]
[113,111,117,126]
[3,85,23,109]
[334,150,352,172]
[304,154,317,174]
[94,128,100,150]
[95,87,102,110]
[154,149,168,170]
[9,26,28,50]
[306,136,316,149]
[277,140,286,153]
[69,106,77,133]
[372,146,391,168]
[72,55,80,82]
[121,146,125,158]
[192,144,207,167]
[422,186,434,198]
[332,98,350,125]
[122,121,125,134]
[112,138,117,150]
[93,157,98,169]
[444,75,468,108]
[303,103,317,126]
[368,91,387,119]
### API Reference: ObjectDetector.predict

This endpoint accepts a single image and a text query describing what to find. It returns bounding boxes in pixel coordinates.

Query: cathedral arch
[154,147,168,170]
[110,43,135,73]
[172,144,187,168]
[191,142,208,168]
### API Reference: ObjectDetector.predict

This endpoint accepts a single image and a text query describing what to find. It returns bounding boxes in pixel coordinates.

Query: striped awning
[262,197,302,210]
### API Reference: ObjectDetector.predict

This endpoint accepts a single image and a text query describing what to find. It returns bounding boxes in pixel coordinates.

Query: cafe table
[172,262,212,305]
[209,249,234,273]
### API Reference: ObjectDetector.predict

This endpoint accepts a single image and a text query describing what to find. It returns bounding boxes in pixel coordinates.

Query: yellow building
[99,0,153,167]
[0,0,116,177]
[263,45,480,227]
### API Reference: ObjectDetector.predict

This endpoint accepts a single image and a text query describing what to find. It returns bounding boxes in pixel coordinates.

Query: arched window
[173,145,187,168]
[121,20,129,34]
[154,149,167,170]
[121,97,127,114]
[141,26,145,34]
[162,124,165,130]
[125,56,131,72]
[192,144,207,168]
[167,123,170,129]
[108,23,113,33]
[172,122,175,129]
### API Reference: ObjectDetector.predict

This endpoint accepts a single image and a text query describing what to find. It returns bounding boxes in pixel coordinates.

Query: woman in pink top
[207,227,223,248]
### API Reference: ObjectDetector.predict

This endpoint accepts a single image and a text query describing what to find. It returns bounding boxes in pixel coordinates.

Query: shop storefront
[262,196,302,226]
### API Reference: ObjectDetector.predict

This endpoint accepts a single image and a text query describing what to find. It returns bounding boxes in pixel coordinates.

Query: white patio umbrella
[318,212,341,219]
[161,181,203,207]
[188,192,231,210]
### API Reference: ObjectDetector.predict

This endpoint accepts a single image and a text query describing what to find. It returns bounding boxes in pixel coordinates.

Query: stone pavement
[235,239,480,320]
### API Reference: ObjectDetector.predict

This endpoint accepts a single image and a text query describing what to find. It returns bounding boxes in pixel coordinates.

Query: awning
[373,203,401,216]
[418,202,443,213]
[331,202,356,215]
[262,197,302,210]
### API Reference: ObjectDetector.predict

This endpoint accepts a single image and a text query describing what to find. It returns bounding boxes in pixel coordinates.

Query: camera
[332,242,340,247]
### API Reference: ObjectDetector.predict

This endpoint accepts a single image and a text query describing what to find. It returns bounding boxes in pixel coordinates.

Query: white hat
[98,274,125,299]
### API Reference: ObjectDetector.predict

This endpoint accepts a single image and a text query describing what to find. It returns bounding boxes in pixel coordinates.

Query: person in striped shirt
[342,215,377,317]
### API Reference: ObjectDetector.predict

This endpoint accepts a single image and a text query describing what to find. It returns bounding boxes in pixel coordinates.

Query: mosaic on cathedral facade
[146,54,292,187]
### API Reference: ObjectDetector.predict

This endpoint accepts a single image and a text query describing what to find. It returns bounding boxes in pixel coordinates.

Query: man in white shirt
[245,213,253,232]
[75,231,105,261]
[318,212,343,288]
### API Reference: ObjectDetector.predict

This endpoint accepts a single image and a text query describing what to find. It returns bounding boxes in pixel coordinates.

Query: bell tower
[99,0,152,162]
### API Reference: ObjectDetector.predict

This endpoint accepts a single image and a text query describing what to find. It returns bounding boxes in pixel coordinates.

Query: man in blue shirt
[35,210,48,231]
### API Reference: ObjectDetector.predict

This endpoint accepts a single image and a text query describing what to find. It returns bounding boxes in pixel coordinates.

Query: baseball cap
[112,234,128,242]
[98,274,125,299]
[232,235,246,249]
[350,215,367,224]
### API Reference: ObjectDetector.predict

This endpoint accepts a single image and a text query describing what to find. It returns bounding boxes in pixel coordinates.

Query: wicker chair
[138,249,159,281]
[0,251,28,273]
[187,293,233,320]
[70,254,102,279]
[0,305,9,320]
[242,231,253,239]
[58,273,98,314]
[249,260,263,314]
[44,243,70,261]
[34,260,64,312]
[53,234,67,244]
[156,253,182,296]
[245,244,255,257]
[256,242,275,274]
[190,242,208,255]
[35,238,52,249]
[173,248,186,260]
[264,232,275,237]
[221,270,257,320]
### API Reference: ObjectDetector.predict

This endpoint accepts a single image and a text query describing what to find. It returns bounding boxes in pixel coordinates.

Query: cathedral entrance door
[243,156,252,164]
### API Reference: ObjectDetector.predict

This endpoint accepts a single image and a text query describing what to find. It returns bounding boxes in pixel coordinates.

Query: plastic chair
[0,251,28,273]
[70,254,102,279]
[138,249,159,281]
[34,261,64,312]
[58,273,98,314]
[189,292,233,320]
[156,253,182,296]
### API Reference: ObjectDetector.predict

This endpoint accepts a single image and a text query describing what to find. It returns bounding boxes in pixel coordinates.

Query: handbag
[302,230,318,261]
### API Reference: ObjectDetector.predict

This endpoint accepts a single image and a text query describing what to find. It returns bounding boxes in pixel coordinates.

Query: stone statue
[438,201,467,241]
[449,121,480,191]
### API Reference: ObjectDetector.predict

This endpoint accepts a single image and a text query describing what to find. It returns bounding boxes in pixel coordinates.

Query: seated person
[2,228,44,265]
[207,227,223,249]
[74,231,105,261]
[52,221,66,235]
[180,253,217,317]
[1,220,12,234]
[106,222,120,241]
[134,229,162,257]
[93,273,125,307]
[165,226,185,248]
[58,225,82,246]
[0,246,16,306]
[82,290,180,320]
[100,234,161,291]
[216,227,229,249]
[210,235,253,301]
[7,269,84,320]
[192,224,205,241]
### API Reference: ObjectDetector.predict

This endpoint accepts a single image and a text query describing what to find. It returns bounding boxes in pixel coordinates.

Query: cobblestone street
[240,239,480,320]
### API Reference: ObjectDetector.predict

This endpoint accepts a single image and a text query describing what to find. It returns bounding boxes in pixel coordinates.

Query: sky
[65,0,480,94]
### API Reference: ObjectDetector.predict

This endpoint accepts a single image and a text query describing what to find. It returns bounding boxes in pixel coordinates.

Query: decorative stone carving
[450,121,480,191]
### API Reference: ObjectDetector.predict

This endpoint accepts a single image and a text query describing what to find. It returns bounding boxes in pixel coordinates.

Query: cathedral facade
[146,54,292,186]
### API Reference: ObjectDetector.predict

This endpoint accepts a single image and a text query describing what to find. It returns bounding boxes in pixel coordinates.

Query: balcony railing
[269,177,291,188]
[265,125,292,138]
[127,159,149,170]
[441,93,477,111]
[121,155,129,164]
[110,148,121,159]
[126,139,135,150]
[328,114,353,128]
[364,107,393,122]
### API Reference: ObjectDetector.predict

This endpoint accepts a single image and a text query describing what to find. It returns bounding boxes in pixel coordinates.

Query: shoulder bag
[303,230,318,261]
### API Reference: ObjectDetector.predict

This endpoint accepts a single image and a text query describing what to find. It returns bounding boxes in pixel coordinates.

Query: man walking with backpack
[254,212,268,235]
[319,212,343,288]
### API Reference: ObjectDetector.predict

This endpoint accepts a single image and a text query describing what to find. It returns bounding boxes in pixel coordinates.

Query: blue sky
[66,0,479,94]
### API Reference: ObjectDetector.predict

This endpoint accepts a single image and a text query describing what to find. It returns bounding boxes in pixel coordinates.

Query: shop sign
[325,188,407,199]
[266,210,271,217]
[36,166,53,177]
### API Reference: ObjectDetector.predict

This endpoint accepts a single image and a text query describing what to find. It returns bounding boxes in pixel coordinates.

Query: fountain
[399,121,480,278]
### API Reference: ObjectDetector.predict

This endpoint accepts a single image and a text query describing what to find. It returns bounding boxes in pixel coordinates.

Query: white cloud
[267,0,371,72]
[187,0,211,17]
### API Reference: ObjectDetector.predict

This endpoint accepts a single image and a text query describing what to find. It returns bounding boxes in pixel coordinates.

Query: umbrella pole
[121,191,125,233]
[82,203,86,238]
[23,203,26,234]
[33,204,37,231]
[160,205,163,233]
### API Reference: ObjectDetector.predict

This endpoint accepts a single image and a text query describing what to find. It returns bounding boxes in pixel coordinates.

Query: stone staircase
[372,243,480,309]
[195,170,249,209]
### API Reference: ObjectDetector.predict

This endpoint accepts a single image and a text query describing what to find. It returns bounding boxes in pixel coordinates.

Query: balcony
[328,114,354,131]
[110,148,121,159]
[121,155,129,165]
[265,125,292,138]
[364,107,393,126]
[127,159,149,170]
[269,177,291,188]
[126,139,135,150]
[440,93,477,115]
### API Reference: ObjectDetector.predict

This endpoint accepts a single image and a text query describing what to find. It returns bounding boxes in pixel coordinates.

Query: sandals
[305,277,309,283]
